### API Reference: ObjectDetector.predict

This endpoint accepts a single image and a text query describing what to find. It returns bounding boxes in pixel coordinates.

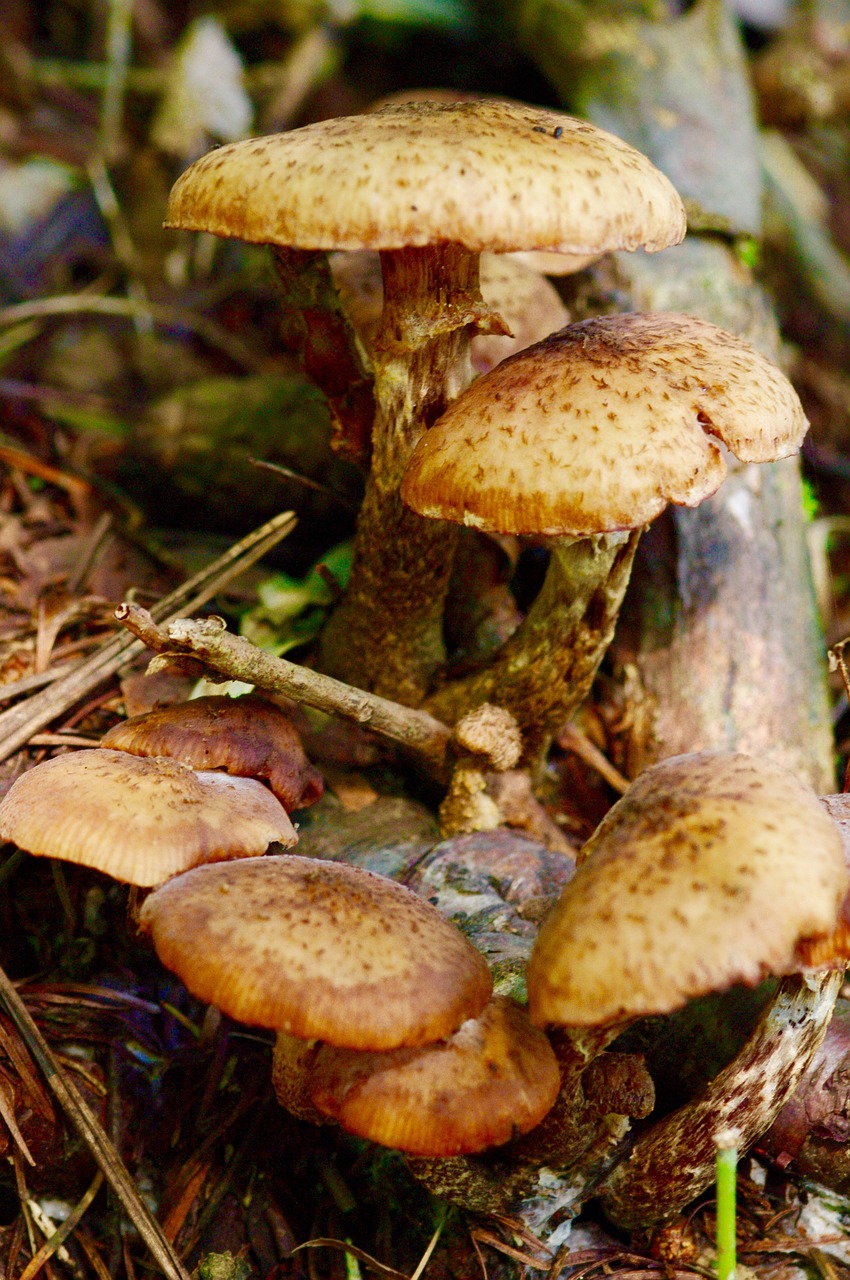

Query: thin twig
[0,510,297,765]
[114,605,453,773]
[0,294,267,372]
[18,1172,104,1280]
[0,964,191,1280]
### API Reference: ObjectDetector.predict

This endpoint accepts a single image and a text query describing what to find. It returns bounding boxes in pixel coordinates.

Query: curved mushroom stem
[317,245,508,706]
[425,528,643,763]
[597,969,843,1229]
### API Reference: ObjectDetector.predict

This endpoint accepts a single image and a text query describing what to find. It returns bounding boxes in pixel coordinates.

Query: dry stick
[114,605,453,774]
[0,511,298,765]
[0,967,191,1280]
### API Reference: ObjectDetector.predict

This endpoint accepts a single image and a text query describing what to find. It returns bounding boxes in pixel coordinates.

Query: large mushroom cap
[401,312,809,537]
[308,996,560,1156]
[165,99,686,256]
[139,855,493,1050]
[101,694,323,811]
[0,749,297,886]
[527,752,847,1028]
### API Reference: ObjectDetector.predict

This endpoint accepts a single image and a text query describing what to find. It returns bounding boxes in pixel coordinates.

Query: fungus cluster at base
[139,854,560,1157]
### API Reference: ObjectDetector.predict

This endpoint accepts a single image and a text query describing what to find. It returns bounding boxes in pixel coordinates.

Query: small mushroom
[0,749,297,886]
[138,854,493,1050]
[101,693,323,811]
[403,313,810,759]
[305,996,560,1157]
[166,100,685,703]
[329,249,570,378]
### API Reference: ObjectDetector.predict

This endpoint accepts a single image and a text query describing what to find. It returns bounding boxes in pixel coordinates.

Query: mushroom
[100,693,324,811]
[165,99,686,704]
[0,749,297,886]
[305,996,560,1157]
[523,751,848,1228]
[402,312,809,760]
[138,854,493,1050]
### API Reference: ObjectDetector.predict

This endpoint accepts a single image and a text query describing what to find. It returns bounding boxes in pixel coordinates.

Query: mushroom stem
[317,244,507,705]
[508,1024,629,1167]
[597,969,843,1229]
[425,528,642,763]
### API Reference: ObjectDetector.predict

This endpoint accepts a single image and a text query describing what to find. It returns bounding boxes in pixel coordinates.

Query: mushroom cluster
[138,854,560,1158]
[164,97,687,705]
[0,695,322,886]
[394,751,850,1231]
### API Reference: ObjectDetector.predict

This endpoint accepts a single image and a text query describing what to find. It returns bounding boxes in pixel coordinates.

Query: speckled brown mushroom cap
[401,312,809,537]
[165,100,686,255]
[139,855,493,1050]
[527,752,847,1028]
[0,749,297,886]
[330,250,570,375]
[100,694,323,811]
[307,996,560,1156]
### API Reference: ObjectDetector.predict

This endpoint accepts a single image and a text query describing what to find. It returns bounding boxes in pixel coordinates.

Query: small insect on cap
[164,99,686,256]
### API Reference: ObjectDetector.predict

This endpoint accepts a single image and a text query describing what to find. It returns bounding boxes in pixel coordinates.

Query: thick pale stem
[597,970,843,1229]
[425,529,642,761]
[317,245,506,705]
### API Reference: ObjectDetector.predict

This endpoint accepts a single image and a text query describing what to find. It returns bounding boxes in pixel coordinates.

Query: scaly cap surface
[402,313,809,536]
[165,100,686,255]
[0,749,296,886]
[139,855,493,1050]
[527,752,847,1027]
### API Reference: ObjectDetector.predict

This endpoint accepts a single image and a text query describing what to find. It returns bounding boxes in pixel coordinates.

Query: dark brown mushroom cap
[0,749,297,886]
[527,752,847,1028]
[139,855,493,1050]
[101,694,323,811]
[165,100,686,256]
[401,312,809,537]
[308,996,560,1156]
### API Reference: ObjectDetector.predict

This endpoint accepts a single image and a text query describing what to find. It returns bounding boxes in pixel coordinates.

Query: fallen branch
[114,605,453,774]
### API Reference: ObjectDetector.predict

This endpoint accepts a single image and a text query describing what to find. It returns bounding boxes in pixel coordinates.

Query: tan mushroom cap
[330,250,570,375]
[165,99,686,256]
[139,855,493,1050]
[527,752,847,1029]
[401,312,809,537]
[100,694,323,811]
[0,749,297,886]
[308,996,560,1156]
